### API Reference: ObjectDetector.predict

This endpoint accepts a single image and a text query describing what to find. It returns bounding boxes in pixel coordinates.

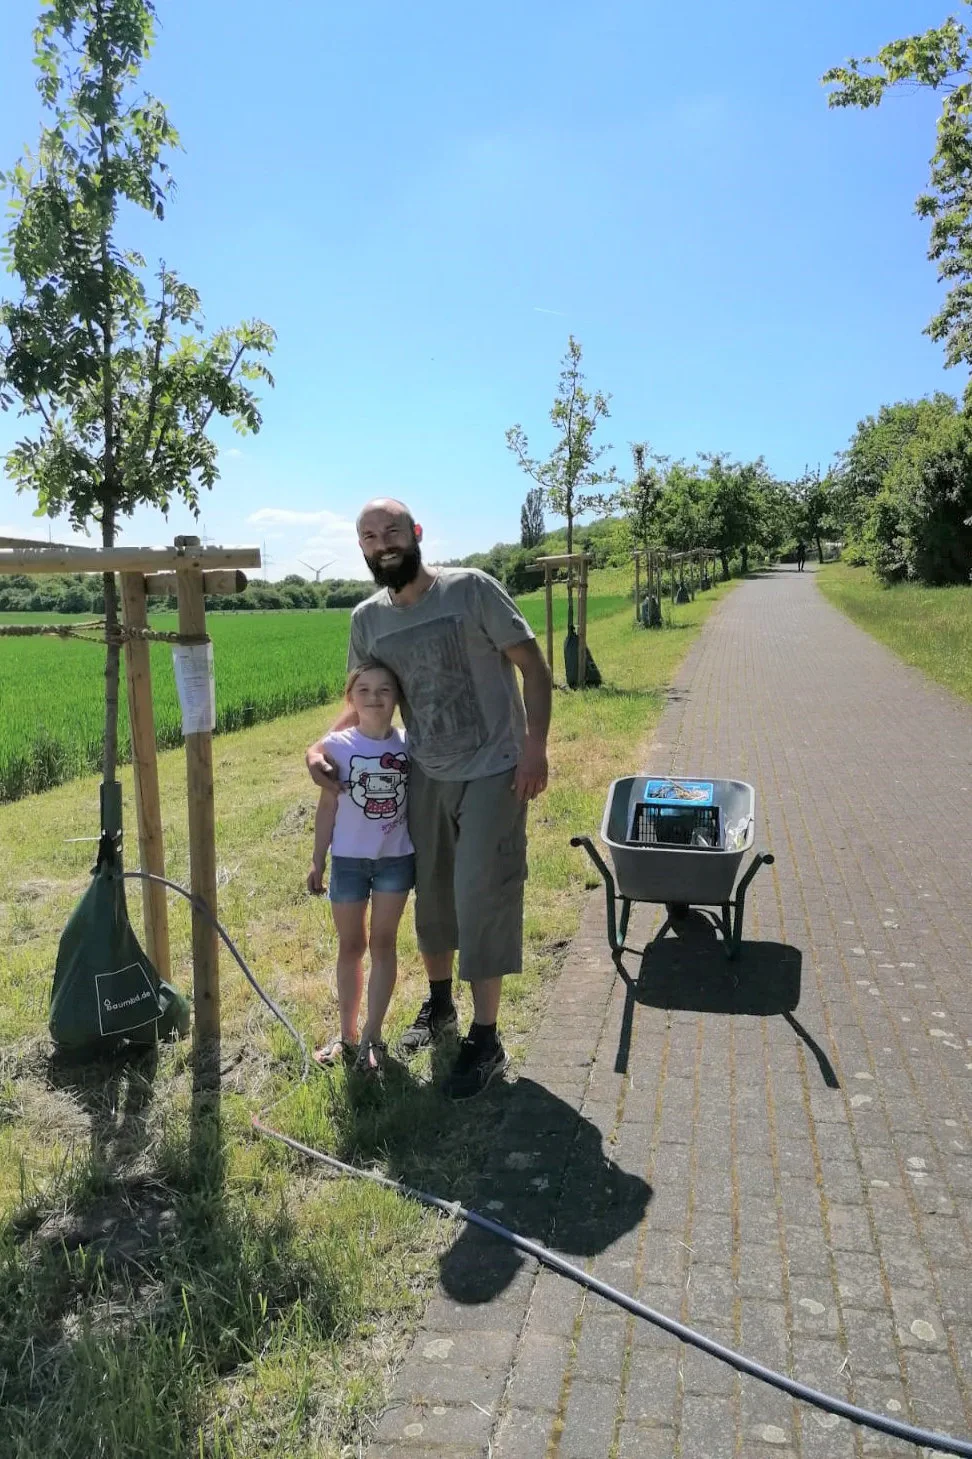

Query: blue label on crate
[642,779,714,806]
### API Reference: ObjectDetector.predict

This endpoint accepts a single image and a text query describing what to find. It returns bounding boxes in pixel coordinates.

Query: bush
[868,407,972,584]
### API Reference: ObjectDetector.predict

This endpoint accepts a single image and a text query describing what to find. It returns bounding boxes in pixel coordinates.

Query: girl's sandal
[313,1036,357,1068]
[353,1038,387,1082]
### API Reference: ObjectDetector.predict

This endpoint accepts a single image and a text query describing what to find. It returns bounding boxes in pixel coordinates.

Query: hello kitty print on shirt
[348,750,409,822]
[323,726,414,860]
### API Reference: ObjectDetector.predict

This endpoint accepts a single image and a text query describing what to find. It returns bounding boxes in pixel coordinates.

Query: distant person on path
[796,539,807,572]
[306,497,552,1099]
[307,661,413,1079]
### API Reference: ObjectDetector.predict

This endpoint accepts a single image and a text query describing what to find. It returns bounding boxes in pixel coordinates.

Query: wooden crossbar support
[0,534,98,551]
[0,544,260,575]
[121,572,171,982]
[534,552,591,568]
[144,569,249,597]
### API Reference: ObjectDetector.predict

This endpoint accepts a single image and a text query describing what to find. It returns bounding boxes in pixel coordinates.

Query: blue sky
[0,0,958,580]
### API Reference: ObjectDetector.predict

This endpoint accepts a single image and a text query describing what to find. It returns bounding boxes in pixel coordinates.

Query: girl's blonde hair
[344,660,402,701]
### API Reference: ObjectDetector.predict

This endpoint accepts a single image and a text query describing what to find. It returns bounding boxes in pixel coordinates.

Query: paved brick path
[369,568,972,1459]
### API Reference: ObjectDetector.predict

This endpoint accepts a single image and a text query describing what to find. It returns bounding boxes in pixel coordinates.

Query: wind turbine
[298,557,335,582]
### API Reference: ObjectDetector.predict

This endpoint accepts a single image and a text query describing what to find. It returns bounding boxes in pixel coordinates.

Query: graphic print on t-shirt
[348,749,409,821]
[372,616,487,758]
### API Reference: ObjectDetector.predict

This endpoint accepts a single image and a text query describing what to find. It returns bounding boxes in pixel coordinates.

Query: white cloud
[247,508,357,532]
[223,447,244,460]
[244,506,367,581]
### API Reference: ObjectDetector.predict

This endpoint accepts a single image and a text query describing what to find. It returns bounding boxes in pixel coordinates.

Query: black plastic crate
[628,802,722,848]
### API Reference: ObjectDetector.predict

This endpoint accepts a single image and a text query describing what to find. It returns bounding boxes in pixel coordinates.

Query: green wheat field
[0,590,628,802]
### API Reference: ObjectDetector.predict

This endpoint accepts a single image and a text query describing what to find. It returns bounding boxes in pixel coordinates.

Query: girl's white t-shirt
[324,726,414,860]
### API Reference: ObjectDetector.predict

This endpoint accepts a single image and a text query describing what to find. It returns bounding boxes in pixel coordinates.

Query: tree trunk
[816,534,823,563]
[720,549,730,579]
[102,505,121,787]
[741,545,749,575]
[566,507,574,631]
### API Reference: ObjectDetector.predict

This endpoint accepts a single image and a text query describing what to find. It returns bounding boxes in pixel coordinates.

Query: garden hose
[126,870,972,1458]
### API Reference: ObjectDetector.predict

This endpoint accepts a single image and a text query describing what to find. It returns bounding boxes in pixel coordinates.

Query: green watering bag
[50,828,190,1059]
[563,624,602,689]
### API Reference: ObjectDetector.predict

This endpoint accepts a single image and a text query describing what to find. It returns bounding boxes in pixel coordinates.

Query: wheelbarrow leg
[618,897,631,946]
[727,852,775,959]
[571,836,623,957]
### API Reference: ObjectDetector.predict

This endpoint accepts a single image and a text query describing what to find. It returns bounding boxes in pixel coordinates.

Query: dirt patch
[36,1175,178,1266]
[271,800,315,839]
[13,879,68,902]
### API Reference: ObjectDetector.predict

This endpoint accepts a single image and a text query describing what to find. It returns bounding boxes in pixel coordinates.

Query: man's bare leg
[471,976,502,1026]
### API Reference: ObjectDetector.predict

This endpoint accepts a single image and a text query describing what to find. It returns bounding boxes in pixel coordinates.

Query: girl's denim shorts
[328,853,416,903]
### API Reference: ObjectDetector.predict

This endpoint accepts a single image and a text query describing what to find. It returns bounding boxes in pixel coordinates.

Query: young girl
[307,661,413,1077]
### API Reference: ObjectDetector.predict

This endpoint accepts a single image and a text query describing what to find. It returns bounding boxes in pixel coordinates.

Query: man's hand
[514,735,548,802]
[306,743,341,795]
[504,639,552,803]
[307,860,326,895]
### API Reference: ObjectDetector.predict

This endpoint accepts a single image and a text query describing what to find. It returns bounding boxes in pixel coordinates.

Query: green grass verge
[817,562,972,703]
[0,572,735,1458]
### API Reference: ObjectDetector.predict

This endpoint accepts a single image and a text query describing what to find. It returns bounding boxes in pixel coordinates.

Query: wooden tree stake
[175,555,220,1076]
[577,555,589,688]
[121,572,171,982]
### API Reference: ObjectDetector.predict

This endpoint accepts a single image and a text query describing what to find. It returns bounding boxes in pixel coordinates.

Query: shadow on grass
[306,1044,651,1310]
[567,683,668,702]
[612,910,838,1090]
[0,1044,368,1458]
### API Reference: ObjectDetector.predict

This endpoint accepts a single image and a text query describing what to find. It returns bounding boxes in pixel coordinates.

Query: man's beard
[365,541,422,591]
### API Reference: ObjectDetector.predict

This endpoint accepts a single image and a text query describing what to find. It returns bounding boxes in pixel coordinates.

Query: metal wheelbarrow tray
[571,776,774,961]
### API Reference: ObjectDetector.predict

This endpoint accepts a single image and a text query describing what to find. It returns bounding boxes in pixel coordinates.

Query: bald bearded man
[306,497,552,1098]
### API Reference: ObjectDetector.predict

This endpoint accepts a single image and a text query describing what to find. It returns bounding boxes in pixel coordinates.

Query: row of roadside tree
[481,332,972,596]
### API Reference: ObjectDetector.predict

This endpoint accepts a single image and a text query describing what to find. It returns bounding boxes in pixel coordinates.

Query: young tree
[506,336,618,625]
[624,442,666,553]
[823,8,972,390]
[656,460,707,552]
[0,0,274,790]
[790,466,834,563]
[519,486,545,548]
[699,453,767,576]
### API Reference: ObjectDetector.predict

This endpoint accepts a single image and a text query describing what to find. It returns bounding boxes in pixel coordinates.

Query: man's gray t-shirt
[347,567,534,781]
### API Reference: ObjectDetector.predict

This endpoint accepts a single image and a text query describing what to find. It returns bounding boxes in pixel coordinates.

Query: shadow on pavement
[438,1076,652,1306]
[613,910,838,1090]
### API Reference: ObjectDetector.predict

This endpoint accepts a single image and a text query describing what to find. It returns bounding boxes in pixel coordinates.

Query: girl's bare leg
[359,890,410,1056]
[331,900,368,1044]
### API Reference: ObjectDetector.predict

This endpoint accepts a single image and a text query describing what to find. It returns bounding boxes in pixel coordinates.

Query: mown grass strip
[817,562,972,703]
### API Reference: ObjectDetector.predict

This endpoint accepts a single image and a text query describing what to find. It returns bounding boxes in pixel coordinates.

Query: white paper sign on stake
[172,641,216,735]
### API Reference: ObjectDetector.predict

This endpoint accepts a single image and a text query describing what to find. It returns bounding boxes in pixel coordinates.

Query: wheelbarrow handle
[736,849,775,899]
[570,835,616,892]
[571,836,623,957]
[727,849,775,958]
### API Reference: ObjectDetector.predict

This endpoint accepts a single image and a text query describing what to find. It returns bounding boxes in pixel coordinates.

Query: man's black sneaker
[441,1036,509,1100]
[397,997,459,1057]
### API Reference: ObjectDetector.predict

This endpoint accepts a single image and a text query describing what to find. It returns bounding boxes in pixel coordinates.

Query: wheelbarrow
[571,776,774,962]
